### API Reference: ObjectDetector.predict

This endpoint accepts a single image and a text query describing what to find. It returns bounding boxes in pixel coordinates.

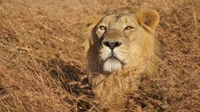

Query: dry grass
[0,0,200,112]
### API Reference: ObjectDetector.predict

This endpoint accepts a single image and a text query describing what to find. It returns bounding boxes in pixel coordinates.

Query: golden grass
[0,0,200,111]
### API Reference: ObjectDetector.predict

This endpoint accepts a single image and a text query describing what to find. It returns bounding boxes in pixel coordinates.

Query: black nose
[103,41,122,50]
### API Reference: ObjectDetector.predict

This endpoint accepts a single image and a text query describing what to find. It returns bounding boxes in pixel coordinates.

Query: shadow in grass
[47,58,95,111]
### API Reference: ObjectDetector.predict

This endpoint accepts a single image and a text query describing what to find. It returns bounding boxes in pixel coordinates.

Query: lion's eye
[99,26,107,30]
[125,26,134,30]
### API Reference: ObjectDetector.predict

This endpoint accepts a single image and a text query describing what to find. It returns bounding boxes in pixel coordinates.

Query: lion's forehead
[100,14,138,28]
[102,15,129,23]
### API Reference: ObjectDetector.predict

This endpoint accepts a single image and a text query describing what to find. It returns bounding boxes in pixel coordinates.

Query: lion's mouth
[103,56,125,72]
[105,56,124,64]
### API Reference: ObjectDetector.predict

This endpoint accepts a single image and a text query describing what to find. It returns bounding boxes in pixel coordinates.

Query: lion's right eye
[99,26,107,31]
[125,26,134,30]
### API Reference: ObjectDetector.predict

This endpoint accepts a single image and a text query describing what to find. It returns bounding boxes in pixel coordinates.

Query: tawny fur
[84,9,160,111]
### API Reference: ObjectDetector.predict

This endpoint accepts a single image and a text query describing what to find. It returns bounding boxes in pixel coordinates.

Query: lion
[84,9,160,111]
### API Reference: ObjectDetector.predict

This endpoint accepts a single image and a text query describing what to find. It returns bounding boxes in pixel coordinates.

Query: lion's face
[96,14,145,72]
[85,10,160,74]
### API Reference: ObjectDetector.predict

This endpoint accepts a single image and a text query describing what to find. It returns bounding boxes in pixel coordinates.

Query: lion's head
[85,9,160,76]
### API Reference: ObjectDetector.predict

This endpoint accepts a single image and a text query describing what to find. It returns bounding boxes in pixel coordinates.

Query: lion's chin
[103,58,123,73]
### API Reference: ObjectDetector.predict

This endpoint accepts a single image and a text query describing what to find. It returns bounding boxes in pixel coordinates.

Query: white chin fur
[103,59,122,72]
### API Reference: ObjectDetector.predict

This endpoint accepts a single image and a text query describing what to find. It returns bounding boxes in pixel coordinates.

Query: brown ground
[0,0,200,112]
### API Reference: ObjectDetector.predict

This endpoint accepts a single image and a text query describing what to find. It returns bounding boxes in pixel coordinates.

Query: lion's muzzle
[100,29,126,73]
[101,41,124,72]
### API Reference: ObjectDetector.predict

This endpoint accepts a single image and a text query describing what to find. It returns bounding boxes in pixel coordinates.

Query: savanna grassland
[0,0,200,112]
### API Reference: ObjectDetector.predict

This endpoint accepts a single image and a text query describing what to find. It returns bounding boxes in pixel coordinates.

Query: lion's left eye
[125,26,134,30]
[99,26,107,30]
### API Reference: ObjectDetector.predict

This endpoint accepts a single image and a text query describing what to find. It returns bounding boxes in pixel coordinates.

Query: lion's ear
[136,9,159,32]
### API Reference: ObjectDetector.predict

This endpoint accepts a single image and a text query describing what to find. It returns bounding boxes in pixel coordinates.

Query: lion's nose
[103,41,122,50]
